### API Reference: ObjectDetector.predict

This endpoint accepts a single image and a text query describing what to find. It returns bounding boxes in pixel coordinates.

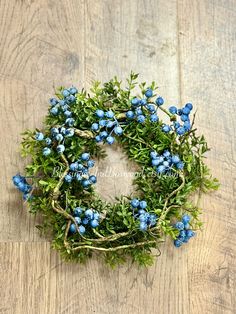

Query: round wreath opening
[13,73,219,267]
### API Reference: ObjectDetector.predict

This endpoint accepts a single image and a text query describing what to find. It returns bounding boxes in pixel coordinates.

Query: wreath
[13,73,219,267]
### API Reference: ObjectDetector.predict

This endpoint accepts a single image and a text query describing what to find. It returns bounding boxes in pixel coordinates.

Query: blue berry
[131,98,140,106]
[163,150,171,158]
[64,174,73,183]
[182,214,191,225]
[78,225,86,235]
[75,217,81,224]
[177,109,183,116]
[183,121,191,131]
[91,123,99,131]
[70,162,79,171]
[174,239,183,247]
[171,155,180,164]
[186,103,193,110]
[67,95,76,103]
[69,223,77,234]
[150,114,158,122]
[163,161,169,167]
[137,115,145,123]
[65,118,75,127]
[176,161,184,170]
[162,125,171,133]
[45,138,52,146]
[139,222,148,231]
[100,131,108,139]
[174,122,181,129]
[99,119,107,127]
[56,134,63,142]
[35,132,44,141]
[74,207,83,216]
[138,209,146,215]
[182,107,191,115]
[175,222,185,230]
[59,100,66,106]
[85,209,94,219]
[176,127,185,135]
[126,110,135,119]
[65,128,74,137]
[105,110,114,118]
[81,179,91,188]
[150,151,158,159]
[147,104,156,112]
[90,219,99,228]
[114,126,123,135]
[139,200,147,209]
[49,98,58,106]
[169,106,178,114]
[87,160,95,168]
[152,159,160,166]
[131,198,140,208]
[62,89,70,97]
[43,147,51,156]
[179,230,186,238]
[89,175,97,184]
[96,109,104,118]
[181,114,189,122]
[186,230,195,238]
[69,87,78,94]
[95,135,102,142]
[135,108,143,115]
[64,110,72,117]
[145,88,153,98]
[12,174,25,185]
[50,107,59,115]
[81,153,90,161]
[140,98,147,106]
[155,97,164,106]
[82,218,89,225]
[106,136,115,145]
[93,212,100,220]
[106,121,114,128]
[56,145,65,154]
[156,165,166,174]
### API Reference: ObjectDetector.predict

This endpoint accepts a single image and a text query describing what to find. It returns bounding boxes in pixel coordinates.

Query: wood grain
[0,0,235,313]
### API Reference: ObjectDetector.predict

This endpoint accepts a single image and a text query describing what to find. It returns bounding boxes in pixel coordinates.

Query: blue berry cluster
[173,214,195,247]
[91,110,123,145]
[35,126,75,156]
[49,87,78,118]
[69,207,101,235]
[126,88,163,123]
[130,198,158,231]
[150,150,184,174]
[64,152,97,189]
[162,103,193,136]
[12,174,32,201]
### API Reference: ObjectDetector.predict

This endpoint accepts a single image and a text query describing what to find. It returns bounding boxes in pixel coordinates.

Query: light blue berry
[43,147,51,156]
[56,144,65,154]
[81,153,90,161]
[69,223,77,234]
[126,111,135,119]
[89,175,97,184]
[114,126,123,135]
[131,198,140,208]
[91,123,99,131]
[106,136,115,145]
[90,219,99,228]
[155,97,164,106]
[96,109,104,118]
[137,115,145,123]
[145,88,153,98]
[35,132,44,141]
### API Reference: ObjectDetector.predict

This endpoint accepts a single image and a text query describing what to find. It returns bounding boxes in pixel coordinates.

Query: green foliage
[17,73,219,267]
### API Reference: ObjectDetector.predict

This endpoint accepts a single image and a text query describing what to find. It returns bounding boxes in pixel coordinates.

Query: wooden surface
[0,0,235,313]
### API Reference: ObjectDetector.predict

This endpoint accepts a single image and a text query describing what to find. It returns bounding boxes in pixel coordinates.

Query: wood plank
[0,0,85,241]
[178,1,236,313]
[0,242,191,314]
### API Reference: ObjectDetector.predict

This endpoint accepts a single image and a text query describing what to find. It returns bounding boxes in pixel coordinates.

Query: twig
[71,240,157,252]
